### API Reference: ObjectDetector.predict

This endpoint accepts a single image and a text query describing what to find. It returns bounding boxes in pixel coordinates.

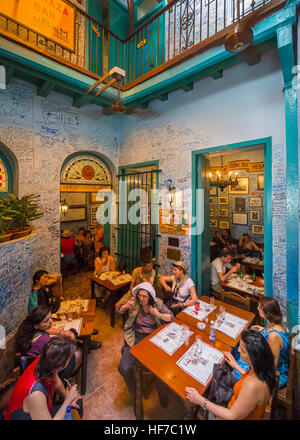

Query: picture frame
[210,219,218,228]
[250,197,262,207]
[232,212,248,225]
[252,224,264,234]
[250,211,260,222]
[61,207,87,222]
[218,208,228,218]
[218,196,228,205]
[228,177,249,195]
[235,197,246,212]
[210,208,214,217]
[210,197,214,205]
[60,192,86,206]
[219,220,229,229]
[90,205,100,215]
[257,174,264,190]
[90,216,97,226]
[210,187,217,196]
[90,192,106,203]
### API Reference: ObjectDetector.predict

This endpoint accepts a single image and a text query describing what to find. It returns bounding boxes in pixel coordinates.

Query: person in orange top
[94,222,104,255]
[185,329,276,420]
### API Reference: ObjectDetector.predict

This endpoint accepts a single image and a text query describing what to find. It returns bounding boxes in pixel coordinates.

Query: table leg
[80,335,90,395]
[133,364,144,420]
[91,280,95,300]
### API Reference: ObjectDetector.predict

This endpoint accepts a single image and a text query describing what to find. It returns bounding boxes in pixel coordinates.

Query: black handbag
[207,363,237,407]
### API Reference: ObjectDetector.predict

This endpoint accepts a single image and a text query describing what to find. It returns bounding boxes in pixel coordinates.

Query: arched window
[0,149,14,198]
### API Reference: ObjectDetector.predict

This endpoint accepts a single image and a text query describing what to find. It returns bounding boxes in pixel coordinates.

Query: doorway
[191,137,272,298]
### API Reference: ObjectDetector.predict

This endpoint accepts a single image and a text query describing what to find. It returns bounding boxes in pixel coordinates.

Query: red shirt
[61,237,75,255]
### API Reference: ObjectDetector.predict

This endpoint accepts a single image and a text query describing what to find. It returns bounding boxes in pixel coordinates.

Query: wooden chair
[263,372,280,420]
[276,335,296,419]
[220,290,251,311]
[0,368,20,419]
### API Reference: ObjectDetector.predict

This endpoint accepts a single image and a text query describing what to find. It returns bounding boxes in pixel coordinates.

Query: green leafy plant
[3,193,44,231]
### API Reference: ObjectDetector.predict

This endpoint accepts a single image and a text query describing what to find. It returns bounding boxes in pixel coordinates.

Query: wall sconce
[60,199,69,216]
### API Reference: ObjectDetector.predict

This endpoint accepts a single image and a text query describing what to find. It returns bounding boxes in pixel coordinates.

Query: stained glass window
[0,159,8,192]
[61,155,112,185]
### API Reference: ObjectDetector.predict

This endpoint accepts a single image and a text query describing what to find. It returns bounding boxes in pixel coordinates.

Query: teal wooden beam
[73,94,93,108]
[37,79,54,97]
[211,69,223,80]
[157,93,168,101]
[276,22,299,327]
[5,64,14,85]
[181,82,194,92]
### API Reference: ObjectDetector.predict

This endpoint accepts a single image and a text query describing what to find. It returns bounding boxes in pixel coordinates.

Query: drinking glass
[220,305,225,317]
[210,297,215,307]
[67,311,72,322]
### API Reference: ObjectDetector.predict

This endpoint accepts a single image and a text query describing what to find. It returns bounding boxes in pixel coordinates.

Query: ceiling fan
[224,0,255,53]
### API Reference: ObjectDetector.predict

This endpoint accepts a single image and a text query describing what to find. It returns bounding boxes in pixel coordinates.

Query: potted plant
[4,193,44,239]
[0,213,13,243]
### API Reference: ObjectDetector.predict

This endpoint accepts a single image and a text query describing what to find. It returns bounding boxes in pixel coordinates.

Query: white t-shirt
[210,257,232,286]
[172,277,195,303]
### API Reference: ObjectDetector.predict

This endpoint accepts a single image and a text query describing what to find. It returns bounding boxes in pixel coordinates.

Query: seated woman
[61,230,76,263]
[238,233,261,258]
[15,306,82,382]
[28,270,63,314]
[4,336,82,420]
[117,282,174,394]
[185,329,276,420]
[230,297,289,388]
[94,246,116,305]
[159,261,197,316]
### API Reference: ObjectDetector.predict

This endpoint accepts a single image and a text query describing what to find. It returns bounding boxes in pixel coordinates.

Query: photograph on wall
[61,207,87,222]
[210,208,214,217]
[90,216,97,226]
[210,187,217,196]
[90,192,106,203]
[235,198,246,212]
[252,224,264,234]
[210,219,218,228]
[218,196,228,205]
[219,220,229,229]
[210,197,214,204]
[159,209,190,235]
[218,208,228,218]
[60,192,86,206]
[250,197,262,207]
[90,205,100,215]
[250,211,260,222]
[232,212,248,225]
[228,177,249,195]
[257,174,264,190]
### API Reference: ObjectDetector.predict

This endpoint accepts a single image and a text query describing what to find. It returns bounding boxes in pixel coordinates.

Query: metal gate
[116,164,161,272]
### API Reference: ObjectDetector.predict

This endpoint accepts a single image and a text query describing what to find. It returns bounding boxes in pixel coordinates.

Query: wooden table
[90,275,131,327]
[177,296,255,347]
[53,299,96,395]
[241,261,264,273]
[221,278,264,300]
[130,318,231,420]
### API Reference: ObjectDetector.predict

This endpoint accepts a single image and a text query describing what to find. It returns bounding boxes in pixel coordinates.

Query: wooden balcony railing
[0,0,286,89]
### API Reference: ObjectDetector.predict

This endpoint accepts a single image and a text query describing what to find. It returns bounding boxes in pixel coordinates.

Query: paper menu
[214,312,248,339]
[177,341,224,386]
[182,300,217,321]
[52,318,82,335]
[150,322,193,356]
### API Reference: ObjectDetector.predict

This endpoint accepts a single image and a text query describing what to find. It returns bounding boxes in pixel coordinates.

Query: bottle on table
[64,406,74,420]
[252,269,256,281]
[209,321,215,344]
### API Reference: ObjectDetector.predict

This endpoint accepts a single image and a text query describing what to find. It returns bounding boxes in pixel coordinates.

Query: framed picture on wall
[235,198,246,212]
[252,224,264,234]
[228,177,249,195]
[250,197,262,207]
[218,208,228,217]
[60,192,86,206]
[210,219,218,228]
[90,205,100,215]
[210,197,214,204]
[218,196,228,205]
[90,216,97,226]
[219,220,229,229]
[61,207,87,222]
[257,174,264,190]
[210,187,217,196]
[210,208,214,217]
[232,212,248,225]
[250,211,260,222]
[90,192,106,203]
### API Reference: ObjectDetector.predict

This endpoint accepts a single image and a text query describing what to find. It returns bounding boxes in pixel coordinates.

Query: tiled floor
[62,271,186,420]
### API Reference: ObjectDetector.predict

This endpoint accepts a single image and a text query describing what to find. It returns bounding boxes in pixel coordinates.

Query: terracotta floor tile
[82,389,115,420]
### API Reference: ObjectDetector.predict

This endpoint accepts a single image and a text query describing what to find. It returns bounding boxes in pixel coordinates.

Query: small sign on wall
[137,39,147,49]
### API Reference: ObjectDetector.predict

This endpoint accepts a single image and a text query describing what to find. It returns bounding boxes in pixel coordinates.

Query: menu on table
[182,300,217,321]
[177,341,224,386]
[214,312,248,339]
[52,318,82,335]
[150,322,193,356]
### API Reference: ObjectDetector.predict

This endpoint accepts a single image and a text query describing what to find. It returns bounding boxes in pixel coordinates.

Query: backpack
[207,363,237,407]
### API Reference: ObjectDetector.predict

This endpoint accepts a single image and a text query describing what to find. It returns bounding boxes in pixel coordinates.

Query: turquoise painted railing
[0,0,286,85]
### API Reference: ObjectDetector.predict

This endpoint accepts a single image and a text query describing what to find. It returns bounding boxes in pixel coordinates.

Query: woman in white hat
[159,261,197,316]
[117,282,174,394]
